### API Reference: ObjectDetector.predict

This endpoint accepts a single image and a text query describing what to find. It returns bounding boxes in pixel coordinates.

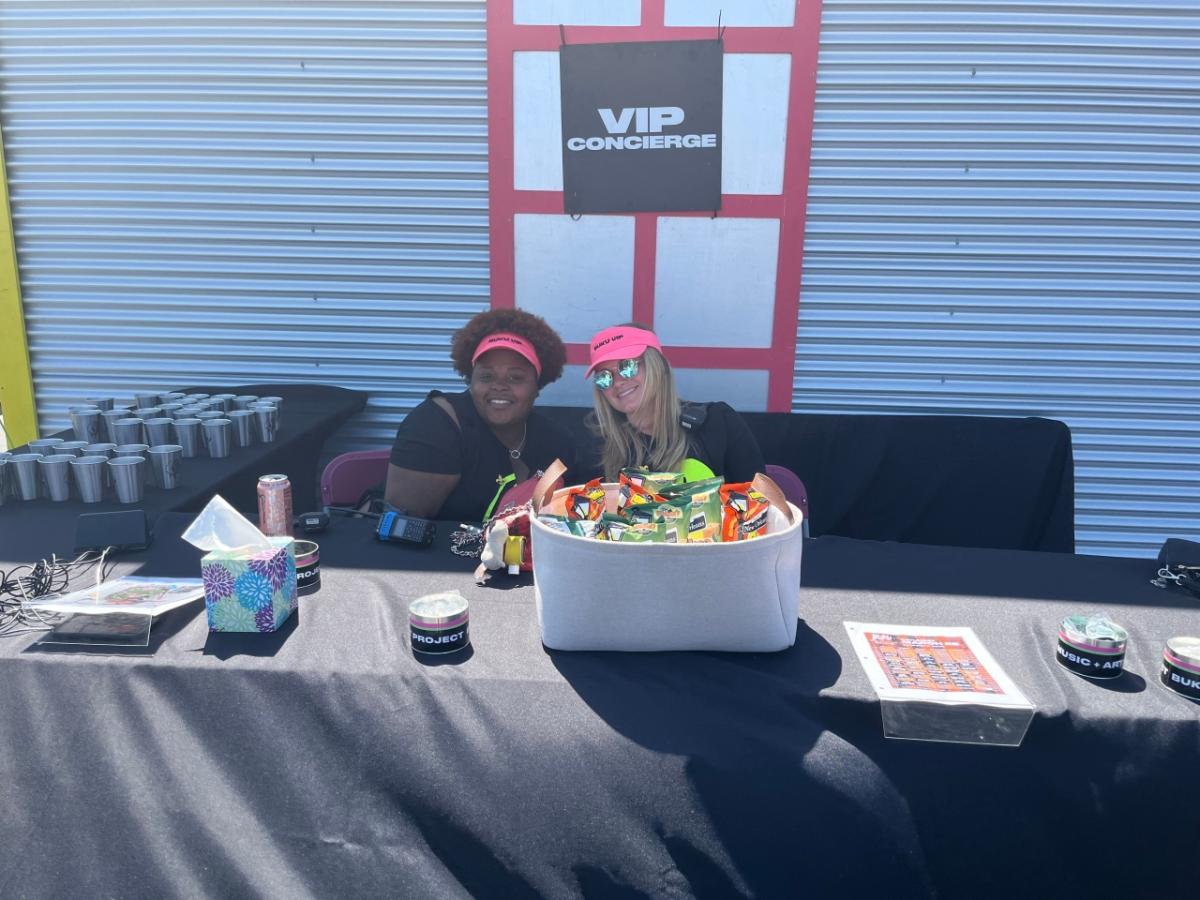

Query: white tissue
[182,494,273,553]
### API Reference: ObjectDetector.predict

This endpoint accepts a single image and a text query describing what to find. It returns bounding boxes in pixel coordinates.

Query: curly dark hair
[450,307,567,388]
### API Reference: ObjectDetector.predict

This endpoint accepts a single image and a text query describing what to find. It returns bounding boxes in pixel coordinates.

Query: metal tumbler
[173,418,203,458]
[194,410,224,421]
[70,455,108,503]
[258,395,284,410]
[69,407,105,444]
[112,418,145,445]
[101,409,129,443]
[160,392,187,402]
[108,456,145,504]
[147,445,183,489]
[233,395,259,409]
[201,419,233,458]
[84,442,118,458]
[116,444,152,484]
[10,453,43,500]
[38,454,73,501]
[28,438,65,453]
[251,405,279,443]
[134,392,162,408]
[144,417,175,447]
[52,441,91,457]
[132,406,163,420]
[85,396,115,411]
[227,410,256,447]
[158,403,184,418]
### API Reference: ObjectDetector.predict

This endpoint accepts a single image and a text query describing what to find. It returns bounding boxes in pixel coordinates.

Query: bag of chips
[661,476,725,543]
[595,514,633,542]
[565,478,607,521]
[621,495,690,543]
[618,520,678,543]
[719,482,771,542]
[619,467,685,495]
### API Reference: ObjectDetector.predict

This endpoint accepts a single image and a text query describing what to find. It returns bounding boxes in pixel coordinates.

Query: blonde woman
[585,323,764,483]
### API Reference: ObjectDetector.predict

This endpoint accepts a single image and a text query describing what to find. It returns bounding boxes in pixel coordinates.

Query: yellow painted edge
[0,120,38,446]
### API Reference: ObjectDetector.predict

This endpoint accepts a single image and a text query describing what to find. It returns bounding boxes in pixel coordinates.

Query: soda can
[257,473,294,537]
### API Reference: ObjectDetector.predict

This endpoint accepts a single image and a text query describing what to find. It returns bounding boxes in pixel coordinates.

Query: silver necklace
[507,422,528,460]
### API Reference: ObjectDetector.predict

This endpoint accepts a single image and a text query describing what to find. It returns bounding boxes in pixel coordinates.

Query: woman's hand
[384,463,460,519]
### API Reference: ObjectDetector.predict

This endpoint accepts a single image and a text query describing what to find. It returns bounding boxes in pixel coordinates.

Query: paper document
[844,622,1031,707]
[29,577,205,617]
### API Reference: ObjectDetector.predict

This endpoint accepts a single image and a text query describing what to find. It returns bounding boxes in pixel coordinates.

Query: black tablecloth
[0,512,1196,898]
[0,384,366,558]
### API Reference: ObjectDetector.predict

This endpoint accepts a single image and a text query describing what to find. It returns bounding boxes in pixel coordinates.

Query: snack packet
[662,476,724,543]
[719,482,770,541]
[567,519,602,539]
[536,514,573,535]
[619,467,685,495]
[617,473,665,513]
[618,520,678,543]
[622,495,690,543]
[595,513,633,542]
[565,478,607,521]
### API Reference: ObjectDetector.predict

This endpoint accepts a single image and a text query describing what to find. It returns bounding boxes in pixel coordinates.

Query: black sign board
[559,39,723,214]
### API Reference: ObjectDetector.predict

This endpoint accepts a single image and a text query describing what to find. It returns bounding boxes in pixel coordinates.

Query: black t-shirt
[580,401,765,483]
[390,390,577,522]
[680,401,765,483]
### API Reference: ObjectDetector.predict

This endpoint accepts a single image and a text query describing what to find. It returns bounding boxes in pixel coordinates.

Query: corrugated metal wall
[0,0,489,453]
[2,1,1197,556]
[798,0,1200,557]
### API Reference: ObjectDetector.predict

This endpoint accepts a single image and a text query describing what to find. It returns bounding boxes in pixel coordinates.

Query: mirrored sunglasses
[591,358,640,391]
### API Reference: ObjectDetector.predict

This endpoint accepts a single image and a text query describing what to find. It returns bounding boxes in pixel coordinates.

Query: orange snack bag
[719,482,770,542]
[565,478,607,521]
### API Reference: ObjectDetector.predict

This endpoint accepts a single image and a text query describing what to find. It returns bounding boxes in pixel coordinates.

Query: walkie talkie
[376,511,436,547]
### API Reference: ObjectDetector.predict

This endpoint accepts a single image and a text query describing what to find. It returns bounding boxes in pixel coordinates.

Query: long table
[0,384,366,558]
[0,511,1196,898]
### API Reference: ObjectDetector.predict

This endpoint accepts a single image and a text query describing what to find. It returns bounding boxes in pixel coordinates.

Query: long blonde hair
[589,346,688,480]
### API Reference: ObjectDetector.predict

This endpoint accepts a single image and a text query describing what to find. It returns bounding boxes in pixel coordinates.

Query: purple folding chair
[765,464,810,538]
[320,449,390,508]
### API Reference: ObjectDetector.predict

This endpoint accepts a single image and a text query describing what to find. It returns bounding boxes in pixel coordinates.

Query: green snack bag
[596,513,633,542]
[662,476,725,543]
[620,467,685,494]
[567,519,602,539]
[618,521,676,543]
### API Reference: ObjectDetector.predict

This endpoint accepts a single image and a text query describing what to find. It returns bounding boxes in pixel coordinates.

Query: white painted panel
[665,0,795,27]
[538,364,595,407]
[674,367,770,411]
[515,0,640,26]
[654,217,779,348]
[513,52,563,191]
[514,214,635,343]
[723,54,791,195]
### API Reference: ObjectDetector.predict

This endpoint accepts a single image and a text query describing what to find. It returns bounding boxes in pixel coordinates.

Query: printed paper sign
[844,622,1032,707]
[559,39,722,213]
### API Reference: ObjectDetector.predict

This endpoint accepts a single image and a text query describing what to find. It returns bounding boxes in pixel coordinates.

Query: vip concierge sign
[560,40,723,214]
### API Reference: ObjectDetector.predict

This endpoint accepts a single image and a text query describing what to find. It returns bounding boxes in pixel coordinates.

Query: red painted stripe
[514,27,800,53]
[631,213,658,326]
[767,0,825,410]
[511,192,787,218]
[487,0,518,308]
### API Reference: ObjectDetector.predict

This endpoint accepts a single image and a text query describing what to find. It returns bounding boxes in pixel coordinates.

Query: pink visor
[585,326,663,378]
[471,331,542,376]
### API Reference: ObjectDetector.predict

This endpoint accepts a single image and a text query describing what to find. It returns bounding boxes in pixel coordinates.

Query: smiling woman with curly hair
[385,308,576,521]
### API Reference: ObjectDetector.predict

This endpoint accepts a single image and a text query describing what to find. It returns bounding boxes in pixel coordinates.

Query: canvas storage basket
[529,467,804,652]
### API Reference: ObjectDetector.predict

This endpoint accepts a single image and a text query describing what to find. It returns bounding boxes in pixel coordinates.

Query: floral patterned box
[200,537,297,633]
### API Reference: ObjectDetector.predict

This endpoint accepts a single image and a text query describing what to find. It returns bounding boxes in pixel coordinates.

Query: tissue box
[200,537,297,633]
